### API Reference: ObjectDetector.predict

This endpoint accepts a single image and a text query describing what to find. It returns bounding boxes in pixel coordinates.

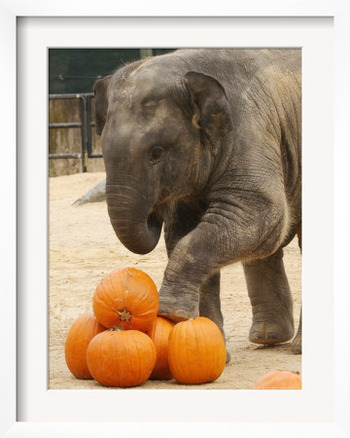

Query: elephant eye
[149,145,166,164]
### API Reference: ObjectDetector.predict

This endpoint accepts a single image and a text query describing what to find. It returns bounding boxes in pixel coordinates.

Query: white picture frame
[1,1,350,437]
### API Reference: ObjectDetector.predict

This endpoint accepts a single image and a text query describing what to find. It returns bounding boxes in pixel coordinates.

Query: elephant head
[94,61,233,255]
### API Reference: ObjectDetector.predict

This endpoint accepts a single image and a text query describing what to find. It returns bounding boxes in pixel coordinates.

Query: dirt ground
[49,172,302,390]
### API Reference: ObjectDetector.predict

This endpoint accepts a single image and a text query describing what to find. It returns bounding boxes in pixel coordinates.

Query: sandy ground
[49,172,302,390]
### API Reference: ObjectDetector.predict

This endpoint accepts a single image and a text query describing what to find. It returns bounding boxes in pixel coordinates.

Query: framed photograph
[1,1,349,437]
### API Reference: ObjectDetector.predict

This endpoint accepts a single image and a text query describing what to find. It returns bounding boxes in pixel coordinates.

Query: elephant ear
[184,71,233,153]
[93,75,111,135]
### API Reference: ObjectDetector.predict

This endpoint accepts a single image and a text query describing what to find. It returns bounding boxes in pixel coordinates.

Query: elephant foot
[158,292,199,323]
[249,319,294,345]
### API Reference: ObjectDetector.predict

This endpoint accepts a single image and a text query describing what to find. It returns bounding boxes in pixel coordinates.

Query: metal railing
[49,93,102,172]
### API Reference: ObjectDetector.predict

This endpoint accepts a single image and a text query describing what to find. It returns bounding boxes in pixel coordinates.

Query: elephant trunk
[106,182,162,255]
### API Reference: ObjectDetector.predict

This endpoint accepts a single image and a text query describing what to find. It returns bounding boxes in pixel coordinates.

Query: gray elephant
[93,49,302,356]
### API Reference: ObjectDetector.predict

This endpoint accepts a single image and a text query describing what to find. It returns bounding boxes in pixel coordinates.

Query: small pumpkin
[93,267,159,332]
[86,328,156,387]
[168,316,226,384]
[65,314,105,379]
[148,316,175,380]
[253,370,302,389]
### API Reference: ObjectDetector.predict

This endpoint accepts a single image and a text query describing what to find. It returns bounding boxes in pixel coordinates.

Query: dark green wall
[49,49,175,94]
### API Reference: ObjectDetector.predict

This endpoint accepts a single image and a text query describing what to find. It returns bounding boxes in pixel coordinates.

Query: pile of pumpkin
[65,267,227,387]
[65,266,302,389]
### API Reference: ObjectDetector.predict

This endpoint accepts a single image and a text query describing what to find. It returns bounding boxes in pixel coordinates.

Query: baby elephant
[93,49,302,355]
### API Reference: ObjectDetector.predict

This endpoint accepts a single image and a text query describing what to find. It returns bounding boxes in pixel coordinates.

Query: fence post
[49,93,100,173]
[86,94,93,158]
[78,95,87,172]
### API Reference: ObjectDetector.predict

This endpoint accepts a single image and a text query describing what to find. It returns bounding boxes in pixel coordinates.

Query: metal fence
[49,93,101,172]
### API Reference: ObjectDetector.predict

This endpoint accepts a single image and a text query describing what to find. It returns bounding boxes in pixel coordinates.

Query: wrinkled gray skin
[94,49,302,356]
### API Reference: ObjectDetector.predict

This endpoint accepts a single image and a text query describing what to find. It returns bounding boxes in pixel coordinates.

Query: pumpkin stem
[117,309,132,322]
[114,289,131,322]
[109,327,125,332]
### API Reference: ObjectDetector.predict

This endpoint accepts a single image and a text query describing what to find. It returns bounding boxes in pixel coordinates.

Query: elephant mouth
[147,210,163,237]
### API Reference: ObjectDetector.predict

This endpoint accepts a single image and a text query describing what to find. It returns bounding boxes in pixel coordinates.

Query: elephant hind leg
[291,227,302,353]
[291,308,302,353]
[243,248,294,345]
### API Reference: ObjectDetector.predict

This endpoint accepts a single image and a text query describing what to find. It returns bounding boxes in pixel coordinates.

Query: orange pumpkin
[253,370,302,389]
[86,328,156,387]
[148,316,175,380]
[93,267,159,332]
[65,314,105,379]
[168,317,226,384]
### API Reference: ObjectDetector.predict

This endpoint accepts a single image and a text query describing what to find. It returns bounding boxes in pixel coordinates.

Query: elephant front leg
[199,271,231,362]
[158,260,201,322]
[199,272,224,333]
[243,248,295,345]
[158,223,221,322]
[160,203,204,321]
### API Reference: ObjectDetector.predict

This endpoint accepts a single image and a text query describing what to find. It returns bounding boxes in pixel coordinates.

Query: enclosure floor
[49,171,302,390]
